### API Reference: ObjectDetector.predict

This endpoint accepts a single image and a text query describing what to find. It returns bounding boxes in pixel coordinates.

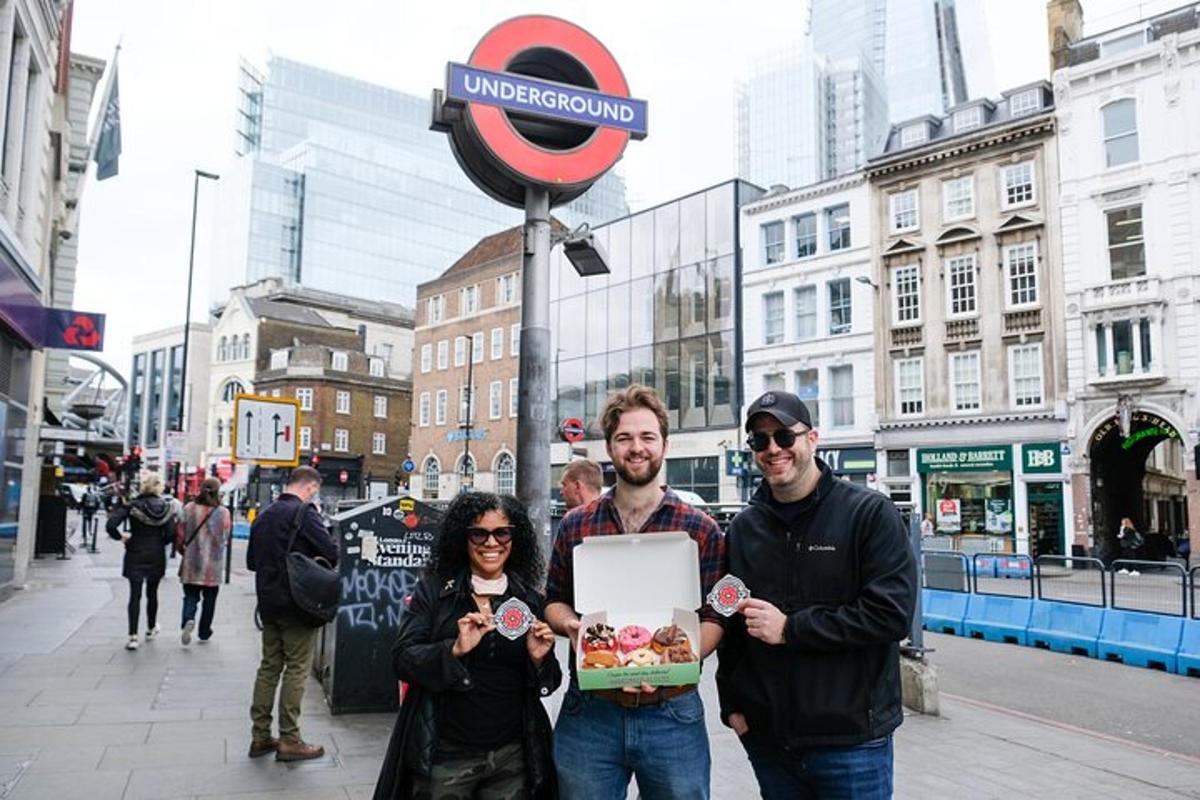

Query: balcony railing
[1003,308,1043,335]
[1081,277,1162,312]
[945,318,980,341]
[890,325,923,348]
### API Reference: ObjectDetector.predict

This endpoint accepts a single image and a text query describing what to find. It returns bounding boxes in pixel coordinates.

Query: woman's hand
[451,611,493,657]
[526,621,555,665]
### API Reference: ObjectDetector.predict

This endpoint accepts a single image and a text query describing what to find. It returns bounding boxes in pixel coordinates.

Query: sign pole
[517,186,552,555]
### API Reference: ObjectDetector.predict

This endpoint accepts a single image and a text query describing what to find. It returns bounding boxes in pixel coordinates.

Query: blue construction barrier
[233,521,251,540]
[1176,619,1200,678]
[922,588,969,636]
[1097,609,1185,673]
[1027,601,1105,658]
[974,555,998,578]
[963,594,1033,645]
[996,555,1033,579]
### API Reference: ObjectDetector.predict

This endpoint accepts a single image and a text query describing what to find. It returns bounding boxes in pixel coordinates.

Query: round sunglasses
[466,526,515,545]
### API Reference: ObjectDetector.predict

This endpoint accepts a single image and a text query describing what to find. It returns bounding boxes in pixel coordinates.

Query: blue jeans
[181,584,219,640]
[741,733,894,800]
[554,685,711,799]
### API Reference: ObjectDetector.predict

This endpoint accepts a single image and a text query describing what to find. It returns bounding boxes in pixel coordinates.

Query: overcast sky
[66,0,1179,374]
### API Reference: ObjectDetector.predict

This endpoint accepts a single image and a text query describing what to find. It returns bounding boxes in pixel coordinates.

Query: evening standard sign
[447,63,648,137]
[916,446,1012,473]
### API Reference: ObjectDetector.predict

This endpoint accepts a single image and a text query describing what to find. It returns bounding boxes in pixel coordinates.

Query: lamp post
[176,170,219,489]
[460,341,475,492]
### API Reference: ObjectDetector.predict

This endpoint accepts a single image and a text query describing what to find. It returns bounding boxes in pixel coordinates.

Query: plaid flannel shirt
[546,487,726,626]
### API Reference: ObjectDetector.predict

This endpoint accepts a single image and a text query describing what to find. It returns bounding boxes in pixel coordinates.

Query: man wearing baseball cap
[716,390,916,798]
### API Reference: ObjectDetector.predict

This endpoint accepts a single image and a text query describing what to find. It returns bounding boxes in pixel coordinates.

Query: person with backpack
[176,477,232,645]
[1116,517,1144,575]
[246,466,338,762]
[106,472,177,651]
[80,485,101,552]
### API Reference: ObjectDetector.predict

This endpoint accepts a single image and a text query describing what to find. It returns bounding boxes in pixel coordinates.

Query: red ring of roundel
[466,15,632,186]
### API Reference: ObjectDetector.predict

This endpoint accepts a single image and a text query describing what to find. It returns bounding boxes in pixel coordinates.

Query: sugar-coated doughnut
[626,647,659,667]
[664,643,697,663]
[582,649,621,669]
[617,625,652,653]
[650,624,690,654]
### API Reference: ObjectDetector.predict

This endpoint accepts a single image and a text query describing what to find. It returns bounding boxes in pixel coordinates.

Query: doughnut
[650,624,690,654]
[582,650,621,669]
[583,623,617,653]
[664,643,697,664]
[626,647,659,667]
[617,625,652,653]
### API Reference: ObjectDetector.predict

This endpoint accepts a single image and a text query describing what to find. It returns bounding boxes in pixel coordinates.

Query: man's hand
[451,612,493,657]
[563,617,581,651]
[740,598,788,645]
[728,712,749,737]
[621,681,657,695]
[526,621,556,666]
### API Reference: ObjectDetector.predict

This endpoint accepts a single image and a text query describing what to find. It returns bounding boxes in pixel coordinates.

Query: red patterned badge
[493,597,535,640]
[707,575,751,618]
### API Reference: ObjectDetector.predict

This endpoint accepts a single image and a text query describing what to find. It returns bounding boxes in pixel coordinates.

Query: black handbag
[284,502,340,624]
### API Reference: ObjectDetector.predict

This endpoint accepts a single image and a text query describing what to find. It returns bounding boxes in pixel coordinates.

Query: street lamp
[559,224,610,277]
[176,169,220,489]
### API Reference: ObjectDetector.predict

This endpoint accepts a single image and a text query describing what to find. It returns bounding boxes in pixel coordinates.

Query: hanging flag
[93,58,121,180]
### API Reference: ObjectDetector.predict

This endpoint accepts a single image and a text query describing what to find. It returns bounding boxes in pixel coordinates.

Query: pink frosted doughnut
[617,625,652,654]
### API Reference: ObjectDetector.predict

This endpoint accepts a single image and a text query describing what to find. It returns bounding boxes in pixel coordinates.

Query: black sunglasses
[746,427,810,452]
[466,526,515,545]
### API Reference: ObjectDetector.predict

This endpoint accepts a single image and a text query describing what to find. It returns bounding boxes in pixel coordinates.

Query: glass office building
[548,179,765,502]
[213,57,629,307]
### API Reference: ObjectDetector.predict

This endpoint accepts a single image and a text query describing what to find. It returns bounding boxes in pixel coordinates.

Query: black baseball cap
[745,390,814,432]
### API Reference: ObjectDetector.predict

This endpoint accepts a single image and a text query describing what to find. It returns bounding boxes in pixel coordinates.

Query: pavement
[0,517,1198,799]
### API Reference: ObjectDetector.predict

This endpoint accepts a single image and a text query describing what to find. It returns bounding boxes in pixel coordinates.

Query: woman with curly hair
[374,492,561,800]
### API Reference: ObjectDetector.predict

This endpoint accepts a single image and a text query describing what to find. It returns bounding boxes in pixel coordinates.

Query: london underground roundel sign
[434,15,648,208]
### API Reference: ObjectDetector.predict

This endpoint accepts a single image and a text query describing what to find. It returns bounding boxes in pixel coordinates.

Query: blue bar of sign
[447,63,647,137]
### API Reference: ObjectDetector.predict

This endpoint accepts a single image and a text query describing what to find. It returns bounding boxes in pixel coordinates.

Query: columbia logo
[808,544,835,552]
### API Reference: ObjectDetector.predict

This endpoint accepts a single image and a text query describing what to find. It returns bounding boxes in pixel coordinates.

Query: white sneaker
[125,636,139,651]
[1129,570,1140,576]
[145,624,161,641]
[1117,568,1130,575]
[182,619,195,646]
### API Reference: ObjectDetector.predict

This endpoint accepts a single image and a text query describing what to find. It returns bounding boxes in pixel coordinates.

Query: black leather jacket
[373,570,561,799]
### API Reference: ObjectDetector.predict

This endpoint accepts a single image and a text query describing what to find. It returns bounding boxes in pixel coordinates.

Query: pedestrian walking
[373,492,560,799]
[717,391,917,800]
[560,458,603,511]
[544,385,726,799]
[246,466,338,762]
[80,485,101,551]
[175,477,232,645]
[106,471,177,651]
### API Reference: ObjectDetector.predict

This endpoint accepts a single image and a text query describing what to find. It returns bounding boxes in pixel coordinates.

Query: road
[927,630,1200,756]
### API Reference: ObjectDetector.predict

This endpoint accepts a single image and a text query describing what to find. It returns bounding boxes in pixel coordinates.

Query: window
[241,334,251,359]
[471,332,483,364]
[794,369,820,428]
[826,204,850,251]
[454,336,467,367]
[458,385,477,423]
[420,344,432,373]
[890,190,918,232]
[423,457,440,500]
[334,429,349,451]
[901,124,927,147]
[270,350,289,369]
[510,324,520,356]
[459,454,476,485]
[1106,205,1144,280]
[460,285,479,315]
[296,387,313,411]
[495,453,515,495]
[1005,243,1039,308]
[1102,100,1138,168]
[763,372,786,393]
[418,393,430,427]
[949,352,981,413]
[221,380,244,403]
[372,433,386,455]
[828,279,852,335]
[1103,29,1148,57]
[427,295,444,323]
[510,377,519,417]
[217,336,228,362]
[489,381,502,419]
[299,426,311,450]
[887,450,910,477]
[794,213,817,257]
[498,273,517,305]
[763,221,785,264]
[437,340,449,370]
[763,292,784,344]
[1002,161,1035,208]
[953,105,983,133]
[435,390,448,425]
[896,358,924,416]
[335,390,351,414]
[331,351,348,371]
[1009,88,1041,117]
[1009,344,1044,408]
[943,176,974,220]
[946,255,977,317]
[369,358,385,377]
[491,328,503,360]
[892,264,921,324]
[374,395,387,418]
[215,419,224,449]
[830,365,854,428]
[1096,318,1153,376]
[794,285,817,340]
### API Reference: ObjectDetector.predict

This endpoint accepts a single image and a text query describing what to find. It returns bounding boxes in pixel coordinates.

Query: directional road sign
[232,394,301,467]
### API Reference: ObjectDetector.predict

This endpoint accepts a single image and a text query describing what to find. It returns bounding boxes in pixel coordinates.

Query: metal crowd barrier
[1034,555,1107,608]
[1191,567,1199,620]
[1110,559,1187,617]
[921,550,970,593]
[971,553,1034,599]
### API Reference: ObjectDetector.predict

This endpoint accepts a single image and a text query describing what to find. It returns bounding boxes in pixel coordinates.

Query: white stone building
[1051,1,1200,555]
[739,174,880,489]
[126,324,212,473]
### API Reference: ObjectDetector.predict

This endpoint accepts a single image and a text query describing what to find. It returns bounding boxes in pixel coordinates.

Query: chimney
[1048,0,1084,72]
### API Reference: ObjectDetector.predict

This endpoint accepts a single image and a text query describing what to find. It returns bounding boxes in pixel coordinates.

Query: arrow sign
[232,394,301,467]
